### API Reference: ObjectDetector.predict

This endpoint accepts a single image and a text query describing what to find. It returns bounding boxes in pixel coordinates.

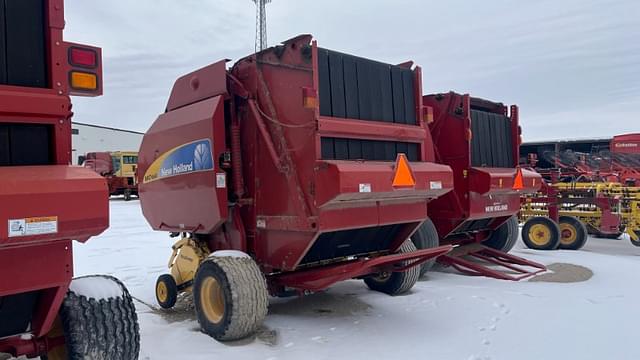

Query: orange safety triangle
[513,167,525,190]
[392,154,416,188]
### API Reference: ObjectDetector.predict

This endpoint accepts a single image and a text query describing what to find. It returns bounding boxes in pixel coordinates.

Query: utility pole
[252,0,271,52]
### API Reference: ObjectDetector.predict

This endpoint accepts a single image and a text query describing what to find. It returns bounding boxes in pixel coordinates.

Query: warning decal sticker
[8,216,58,237]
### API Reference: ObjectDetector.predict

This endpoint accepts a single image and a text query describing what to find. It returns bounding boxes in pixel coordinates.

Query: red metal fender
[0,166,109,246]
[468,167,541,195]
[269,245,453,292]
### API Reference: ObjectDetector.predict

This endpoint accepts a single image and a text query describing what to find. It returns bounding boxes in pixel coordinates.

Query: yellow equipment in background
[110,151,138,180]
[520,181,640,248]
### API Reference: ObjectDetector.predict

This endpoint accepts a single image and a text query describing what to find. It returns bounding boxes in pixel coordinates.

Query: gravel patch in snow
[529,263,594,283]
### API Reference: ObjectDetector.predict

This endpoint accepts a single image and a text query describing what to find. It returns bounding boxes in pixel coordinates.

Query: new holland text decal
[143,139,213,183]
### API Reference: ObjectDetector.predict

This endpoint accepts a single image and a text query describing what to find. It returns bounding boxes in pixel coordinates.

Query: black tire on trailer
[521,216,561,250]
[155,274,178,309]
[193,255,269,341]
[124,189,132,201]
[410,218,440,277]
[558,216,588,250]
[483,216,519,253]
[45,275,140,360]
[364,240,420,296]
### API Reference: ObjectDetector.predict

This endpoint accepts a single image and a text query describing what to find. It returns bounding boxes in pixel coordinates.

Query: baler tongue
[437,243,546,281]
[271,244,453,292]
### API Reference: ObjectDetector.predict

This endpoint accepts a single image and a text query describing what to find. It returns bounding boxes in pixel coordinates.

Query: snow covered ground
[73,200,640,360]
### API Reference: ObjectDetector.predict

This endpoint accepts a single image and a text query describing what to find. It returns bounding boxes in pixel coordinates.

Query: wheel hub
[560,223,577,245]
[156,281,168,303]
[529,223,552,246]
[200,277,225,324]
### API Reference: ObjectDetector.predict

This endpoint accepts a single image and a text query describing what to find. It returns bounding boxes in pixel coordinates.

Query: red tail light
[69,47,97,68]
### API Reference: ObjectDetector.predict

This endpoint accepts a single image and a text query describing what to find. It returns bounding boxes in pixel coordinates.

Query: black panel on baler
[0,125,9,165]
[318,48,416,124]
[321,137,419,162]
[470,110,514,168]
[0,0,48,88]
[299,224,402,265]
[0,123,52,166]
[0,1,6,85]
[317,48,332,117]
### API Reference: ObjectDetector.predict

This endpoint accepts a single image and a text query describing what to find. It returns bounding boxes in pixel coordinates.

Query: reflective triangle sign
[513,167,524,190]
[392,153,416,188]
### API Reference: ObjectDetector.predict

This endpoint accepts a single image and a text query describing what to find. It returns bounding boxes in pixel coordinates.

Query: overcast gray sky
[65,0,639,141]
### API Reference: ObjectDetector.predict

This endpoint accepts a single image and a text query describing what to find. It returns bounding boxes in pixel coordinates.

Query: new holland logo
[143,139,214,183]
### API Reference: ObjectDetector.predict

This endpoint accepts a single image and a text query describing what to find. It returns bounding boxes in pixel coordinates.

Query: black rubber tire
[631,231,640,247]
[483,216,519,253]
[155,274,178,309]
[410,218,440,277]
[193,255,269,341]
[521,216,561,250]
[364,240,420,296]
[558,216,588,250]
[46,275,140,360]
[124,189,132,201]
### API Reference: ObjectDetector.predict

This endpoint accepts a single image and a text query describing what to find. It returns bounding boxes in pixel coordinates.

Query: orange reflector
[70,71,97,90]
[303,96,317,109]
[423,106,434,124]
[302,87,318,109]
[392,153,416,188]
[465,128,473,141]
[513,167,524,190]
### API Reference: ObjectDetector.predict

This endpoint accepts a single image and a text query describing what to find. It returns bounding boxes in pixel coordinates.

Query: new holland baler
[138,34,454,341]
[416,92,545,280]
[0,1,139,358]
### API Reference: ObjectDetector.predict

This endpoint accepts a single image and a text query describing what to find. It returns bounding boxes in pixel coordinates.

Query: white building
[71,122,144,165]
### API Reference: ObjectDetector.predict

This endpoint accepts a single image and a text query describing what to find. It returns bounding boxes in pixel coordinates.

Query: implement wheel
[483,216,519,253]
[410,218,440,277]
[631,231,640,247]
[364,240,420,295]
[156,274,178,309]
[193,254,268,341]
[45,275,140,360]
[522,216,561,250]
[558,216,588,250]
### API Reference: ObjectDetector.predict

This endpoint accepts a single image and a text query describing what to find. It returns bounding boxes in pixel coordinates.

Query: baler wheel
[193,255,269,341]
[522,217,561,250]
[410,218,440,277]
[155,274,178,309]
[45,275,140,360]
[558,216,588,250]
[631,231,640,247]
[364,240,420,296]
[483,216,519,253]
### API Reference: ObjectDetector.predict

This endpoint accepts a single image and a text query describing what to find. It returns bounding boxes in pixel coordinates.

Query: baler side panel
[138,95,228,234]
